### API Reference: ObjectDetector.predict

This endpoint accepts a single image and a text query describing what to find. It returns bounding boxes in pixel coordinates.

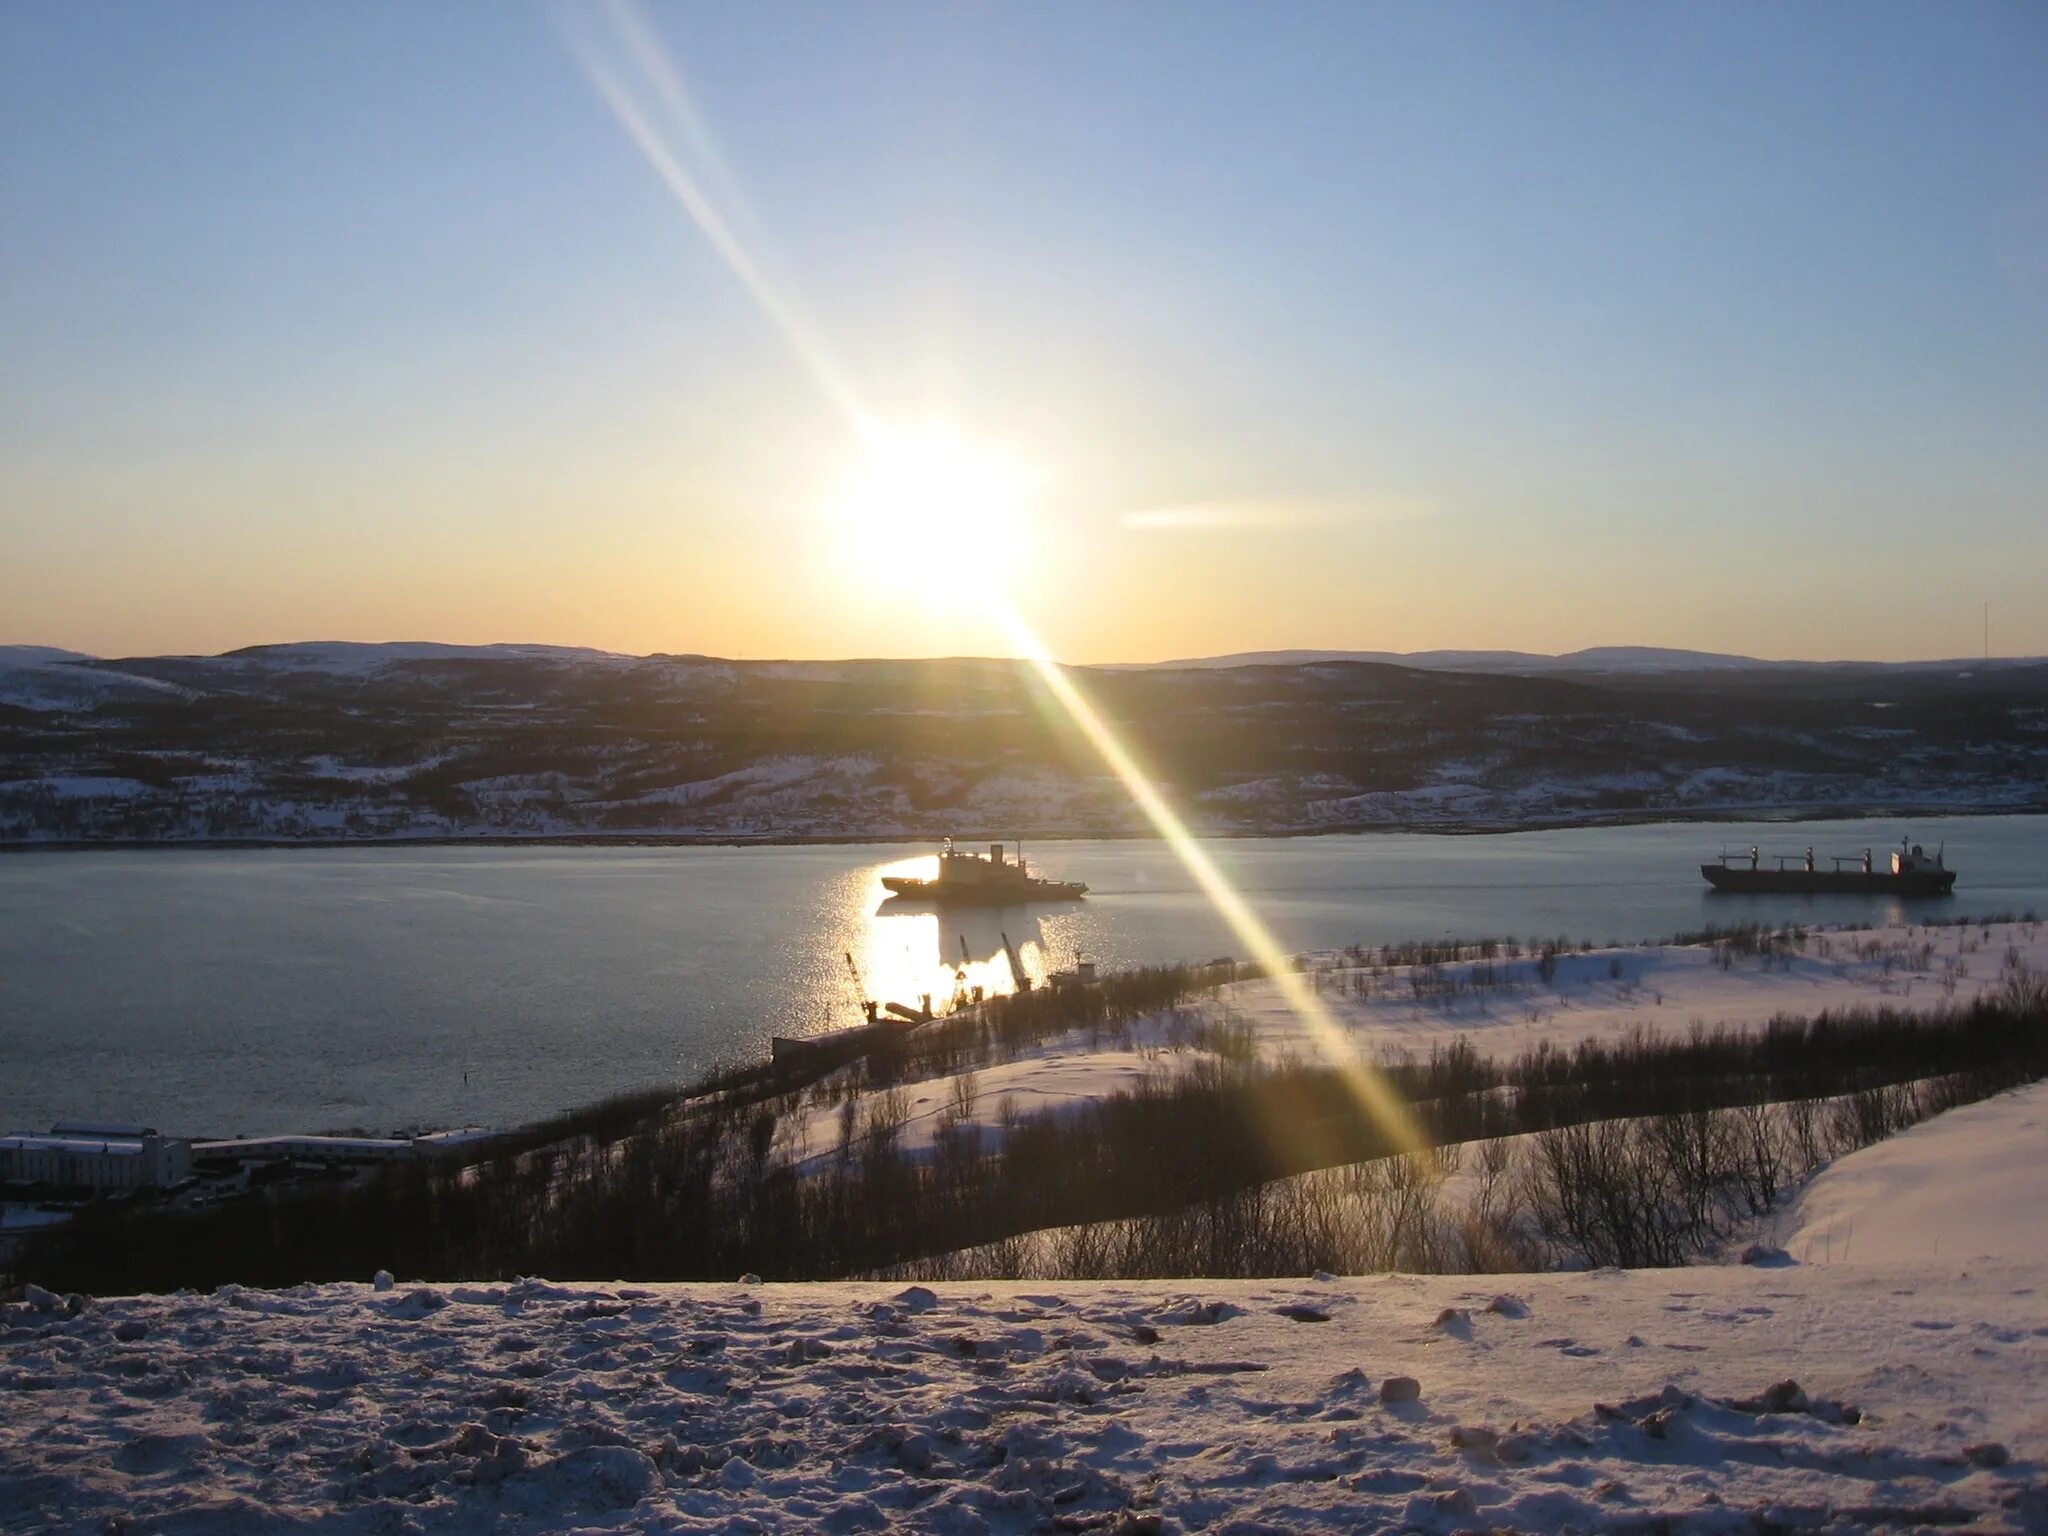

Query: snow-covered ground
[7,1090,2047,1532]
[790,921,2047,1163]
[1227,920,2045,1066]
[1771,1080,2048,1267]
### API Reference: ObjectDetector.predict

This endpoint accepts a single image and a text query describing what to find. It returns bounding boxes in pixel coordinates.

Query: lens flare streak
[560,1,875,438]
[997,607,1429,1157]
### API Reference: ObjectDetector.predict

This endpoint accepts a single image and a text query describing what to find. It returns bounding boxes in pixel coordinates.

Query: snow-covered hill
[212,641,635,675]
[1772,1080,2048,1266]
[3,646,2045,842]
[6,1086,2045,1533]
[1138,645,2048,676]
[0,648,195,713]
[0,646,98,667]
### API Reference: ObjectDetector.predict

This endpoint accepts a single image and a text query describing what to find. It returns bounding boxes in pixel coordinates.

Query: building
[190,1128,498,1170]
[192,1134,418,1168]
[0,1124,193,1191]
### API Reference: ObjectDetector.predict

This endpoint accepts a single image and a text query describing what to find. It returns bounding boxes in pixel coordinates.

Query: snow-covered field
[1249,920,2039,1061]
[6,1083,2046,1533]
[790,920,2047,1163]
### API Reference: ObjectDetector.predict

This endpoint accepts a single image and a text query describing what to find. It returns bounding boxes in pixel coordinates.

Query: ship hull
[1701,865,1955,896]
[880,876,1088,904]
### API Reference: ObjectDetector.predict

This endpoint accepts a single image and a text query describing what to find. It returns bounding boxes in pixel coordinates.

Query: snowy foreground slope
[6,1089,2047,1534]
[1773,1079,2048,1267]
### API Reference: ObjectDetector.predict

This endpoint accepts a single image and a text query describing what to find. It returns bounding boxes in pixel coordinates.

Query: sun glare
[571,3,1426,1163]
[826,427,1039,607]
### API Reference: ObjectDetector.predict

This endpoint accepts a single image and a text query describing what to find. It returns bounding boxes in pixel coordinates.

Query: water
[2,815,2042,1138]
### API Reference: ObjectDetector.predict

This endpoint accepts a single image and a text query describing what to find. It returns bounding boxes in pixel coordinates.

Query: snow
[5,640,2042,837]
[1135,646,2048,676]
[789,1049,1168,1167]
[301,752,458,784]
[0,1203,71,1233]
[749,661,857,682]
[215,641,631,675]
[1771,1080,2048,1266]
[0,646,97,667]
[627,754,880,806]
[0,660,192,713]
[6,935,2048,1530]
[796,922,2048,1163]
[1216,921,2047,1067]
[5,1252,2044,1531]
[0,775,160,799]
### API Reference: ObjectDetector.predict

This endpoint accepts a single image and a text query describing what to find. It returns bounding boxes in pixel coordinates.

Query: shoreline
[22,906,2043,1147]
[2,799,2041,853]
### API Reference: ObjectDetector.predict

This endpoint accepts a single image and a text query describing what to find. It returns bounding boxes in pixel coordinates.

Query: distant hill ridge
[5,638,2045,843]
[1122,645,2048,675]
[5,640,2042,680]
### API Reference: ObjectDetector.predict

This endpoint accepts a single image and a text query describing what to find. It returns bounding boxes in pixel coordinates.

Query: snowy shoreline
[778,917,2048,1172]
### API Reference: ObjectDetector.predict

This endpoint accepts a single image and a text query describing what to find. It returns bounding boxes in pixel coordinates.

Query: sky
[2,1,2044,664]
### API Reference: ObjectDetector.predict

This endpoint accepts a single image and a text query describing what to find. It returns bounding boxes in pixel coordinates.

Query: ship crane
[844,951,878,1023]
[999,930,1033,993]
[955,934,990,1006]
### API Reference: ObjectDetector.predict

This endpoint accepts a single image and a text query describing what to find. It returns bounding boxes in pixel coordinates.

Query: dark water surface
[3,815,2043,1136]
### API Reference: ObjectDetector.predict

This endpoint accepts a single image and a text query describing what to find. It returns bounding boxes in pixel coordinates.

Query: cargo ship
[881,839,1088,904]
[1701,837,1955,896]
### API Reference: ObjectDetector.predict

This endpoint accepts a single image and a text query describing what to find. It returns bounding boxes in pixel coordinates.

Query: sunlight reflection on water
[828,852,1087,1023]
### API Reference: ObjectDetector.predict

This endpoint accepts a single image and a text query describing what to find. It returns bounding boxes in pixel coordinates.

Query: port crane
[843,951,878,1023]
[999,930,1033,993]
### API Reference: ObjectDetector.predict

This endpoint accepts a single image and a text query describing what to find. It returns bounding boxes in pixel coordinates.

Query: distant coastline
[5,799,2042,853]
[8,649,2045,850]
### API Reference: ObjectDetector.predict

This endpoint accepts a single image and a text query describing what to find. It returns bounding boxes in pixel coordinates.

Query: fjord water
[2,815,2043,1138]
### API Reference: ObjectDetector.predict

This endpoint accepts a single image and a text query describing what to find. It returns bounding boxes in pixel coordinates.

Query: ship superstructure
[880,840,1088,904]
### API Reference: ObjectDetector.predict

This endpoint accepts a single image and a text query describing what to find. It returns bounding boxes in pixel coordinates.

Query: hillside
[9,919,2045,1529]
[2,646,2045,843]
[7,1085,2045,1533]
[1137,646,2048,677]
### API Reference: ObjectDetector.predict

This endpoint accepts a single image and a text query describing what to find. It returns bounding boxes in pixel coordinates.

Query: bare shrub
[1730,1102,1789,1214]
[1782,1095,1825,1173]
[864,1085,913,1151]
[948,1070,980,1122]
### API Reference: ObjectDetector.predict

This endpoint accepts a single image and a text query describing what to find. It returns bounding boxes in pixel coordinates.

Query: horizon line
[5,638,2045,671]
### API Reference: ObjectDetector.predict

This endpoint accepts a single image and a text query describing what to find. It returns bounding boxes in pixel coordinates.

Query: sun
[825,425,1040,608]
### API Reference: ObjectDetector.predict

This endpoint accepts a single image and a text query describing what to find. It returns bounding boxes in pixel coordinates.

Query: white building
[0,1124,192,1191]
[192,1134,419,1166]
[190,1129,496,1168]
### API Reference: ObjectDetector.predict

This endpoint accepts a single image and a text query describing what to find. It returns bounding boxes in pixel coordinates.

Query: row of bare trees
[903,1069,1992,1281]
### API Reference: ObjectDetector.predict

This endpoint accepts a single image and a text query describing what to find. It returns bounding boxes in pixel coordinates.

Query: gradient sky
[3,2,2044,663]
